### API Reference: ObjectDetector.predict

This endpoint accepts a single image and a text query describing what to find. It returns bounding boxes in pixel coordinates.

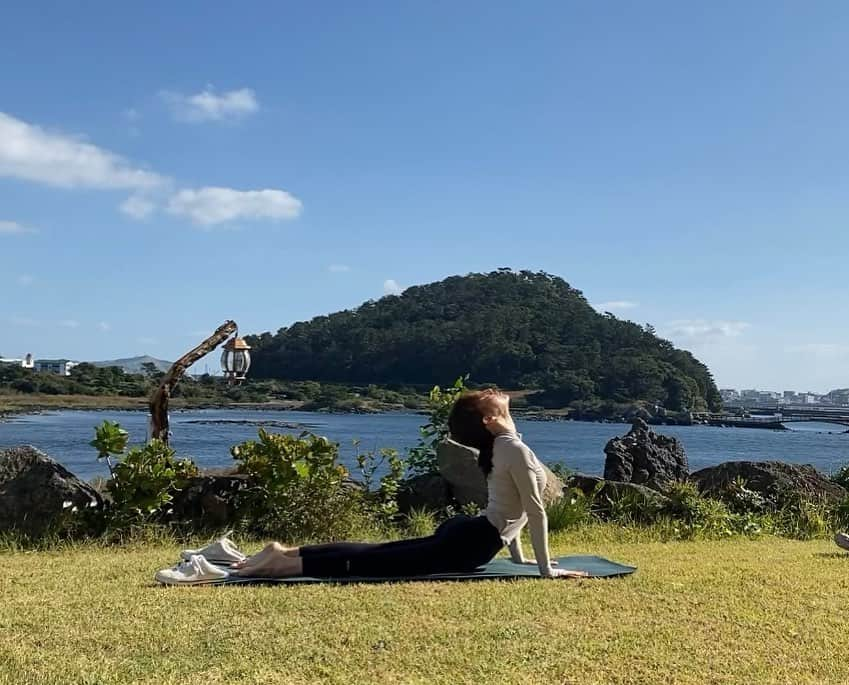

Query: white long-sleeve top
[483,432,552,576]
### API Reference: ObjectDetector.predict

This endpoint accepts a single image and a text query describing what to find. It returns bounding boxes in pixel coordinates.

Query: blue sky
[2,1,848,391]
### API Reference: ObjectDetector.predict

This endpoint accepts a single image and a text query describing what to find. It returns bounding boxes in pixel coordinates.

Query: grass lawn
[1,528,848,685]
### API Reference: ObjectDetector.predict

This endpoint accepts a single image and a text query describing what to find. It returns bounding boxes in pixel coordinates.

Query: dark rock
[690,461,847,506]
[437,438,564,508]
[0,445,103,537]
[170,471,250,528]
[603,419,688,490]
[566,473,670,509]
[397,473,452,513]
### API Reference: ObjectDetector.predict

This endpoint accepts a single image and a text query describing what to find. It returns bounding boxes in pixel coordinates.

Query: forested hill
[247,270,722,412]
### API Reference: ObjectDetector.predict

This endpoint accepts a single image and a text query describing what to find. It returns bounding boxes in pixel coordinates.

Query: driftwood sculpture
[148,320,238,444]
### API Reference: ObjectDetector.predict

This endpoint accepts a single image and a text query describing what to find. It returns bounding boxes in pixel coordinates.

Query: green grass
[2,526,849,684]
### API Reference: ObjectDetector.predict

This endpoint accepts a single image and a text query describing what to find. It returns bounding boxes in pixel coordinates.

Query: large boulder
[437,439,564,508]
[0,445,102,537]
[396,473,452,513]
[604,419,688,491]
[170,470,250,529]
[690,461,846,506]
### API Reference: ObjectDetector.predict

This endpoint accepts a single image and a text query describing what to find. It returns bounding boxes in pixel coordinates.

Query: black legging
[299,515,504,578]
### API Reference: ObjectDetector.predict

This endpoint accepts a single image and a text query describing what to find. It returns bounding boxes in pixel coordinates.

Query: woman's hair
[448,391,497,477]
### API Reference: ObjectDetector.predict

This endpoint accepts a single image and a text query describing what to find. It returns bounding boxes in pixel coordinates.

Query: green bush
[355,443,406,525]
[832,464,849,491]
[107,440,198,526]
[546,488,592,532]
[548,462,573,480]
[662,482,735,539]
[406,375,468,476]
[404,507,437,537]
[774,494,831,540]
[833,497,849,531]
[90,420,129,475]
[231,429,373,541]
[603,488,666,525]
[721,476,770,514]
[91,421,198,530]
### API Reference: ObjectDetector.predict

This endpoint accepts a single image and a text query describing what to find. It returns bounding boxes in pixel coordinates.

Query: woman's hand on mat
[546,568,588,579]
[517,559,558,566]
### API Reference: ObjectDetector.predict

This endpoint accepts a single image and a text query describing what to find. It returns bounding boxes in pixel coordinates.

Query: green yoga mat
[216,555,636,585]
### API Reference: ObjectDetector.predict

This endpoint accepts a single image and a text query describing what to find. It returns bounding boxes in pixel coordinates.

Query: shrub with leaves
[232,429,372,541]
[603,487,666,525]
[107,440,199,526]
[548,462,573,481]
[406,375,468,476]
[355,442,406,524]
[404,507,437,537]
[662,482,735,539]
[832,464,849,491]
[90,420,129,476]
[546,487,593,532]
[722,476,770,514]
[91,421,198,529]
[774,493,831,540]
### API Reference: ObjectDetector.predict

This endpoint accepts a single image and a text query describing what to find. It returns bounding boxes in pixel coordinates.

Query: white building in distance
[33,359,79,376]
[0,353,35,369]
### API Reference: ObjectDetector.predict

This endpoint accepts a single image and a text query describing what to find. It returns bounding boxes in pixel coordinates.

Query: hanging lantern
[221,336,251,385]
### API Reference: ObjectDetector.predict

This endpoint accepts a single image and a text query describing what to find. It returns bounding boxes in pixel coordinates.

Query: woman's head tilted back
[448,389,512,477]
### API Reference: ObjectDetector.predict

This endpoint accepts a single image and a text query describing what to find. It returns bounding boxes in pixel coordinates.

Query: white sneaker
[835,532,849,551]
[180,534,246,565]
[155,554,230,585]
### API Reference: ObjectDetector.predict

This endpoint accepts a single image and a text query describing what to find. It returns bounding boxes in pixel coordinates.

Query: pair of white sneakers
[155,534,247,586]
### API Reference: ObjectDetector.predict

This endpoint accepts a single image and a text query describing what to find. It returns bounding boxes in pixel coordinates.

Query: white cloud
[0,111,166,190]
[593,300,639,312]
[120,195,156,219]
[98,321,111,332]
[17,274,34,287]
[665,319,750,339]
[328,264,350,273]
[0,220,34,235]
[161,87,259,123]
[167,186,302,226]
[383,279,403,296]
[59,319,80,328]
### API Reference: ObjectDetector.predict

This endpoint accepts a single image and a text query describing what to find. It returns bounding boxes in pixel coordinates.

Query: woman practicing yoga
[157,389,586,584]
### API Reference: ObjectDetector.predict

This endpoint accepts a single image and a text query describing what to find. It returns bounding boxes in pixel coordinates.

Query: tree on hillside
[245,270,721,412]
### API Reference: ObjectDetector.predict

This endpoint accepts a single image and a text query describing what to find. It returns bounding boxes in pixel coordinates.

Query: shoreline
[0,393,634,424]
[9,395,840,432]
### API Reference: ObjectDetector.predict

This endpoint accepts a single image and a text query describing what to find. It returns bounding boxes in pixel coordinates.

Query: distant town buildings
[0,353,34,369]
[0,354,78,376]
[720,387,849,408]
[33,359,79,376]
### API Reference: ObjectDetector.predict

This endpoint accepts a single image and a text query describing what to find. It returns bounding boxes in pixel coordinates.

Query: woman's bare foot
[230,542,298,570]
[231,542,304,577]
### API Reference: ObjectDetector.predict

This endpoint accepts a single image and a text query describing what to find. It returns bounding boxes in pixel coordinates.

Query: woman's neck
[489,418,517,436]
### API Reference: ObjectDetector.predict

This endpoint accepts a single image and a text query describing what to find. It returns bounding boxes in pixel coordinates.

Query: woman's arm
[507,520,527,563]
[506,443,553,576]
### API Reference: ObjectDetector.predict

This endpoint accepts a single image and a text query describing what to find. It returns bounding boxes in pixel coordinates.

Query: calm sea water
[1,409,848,482]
